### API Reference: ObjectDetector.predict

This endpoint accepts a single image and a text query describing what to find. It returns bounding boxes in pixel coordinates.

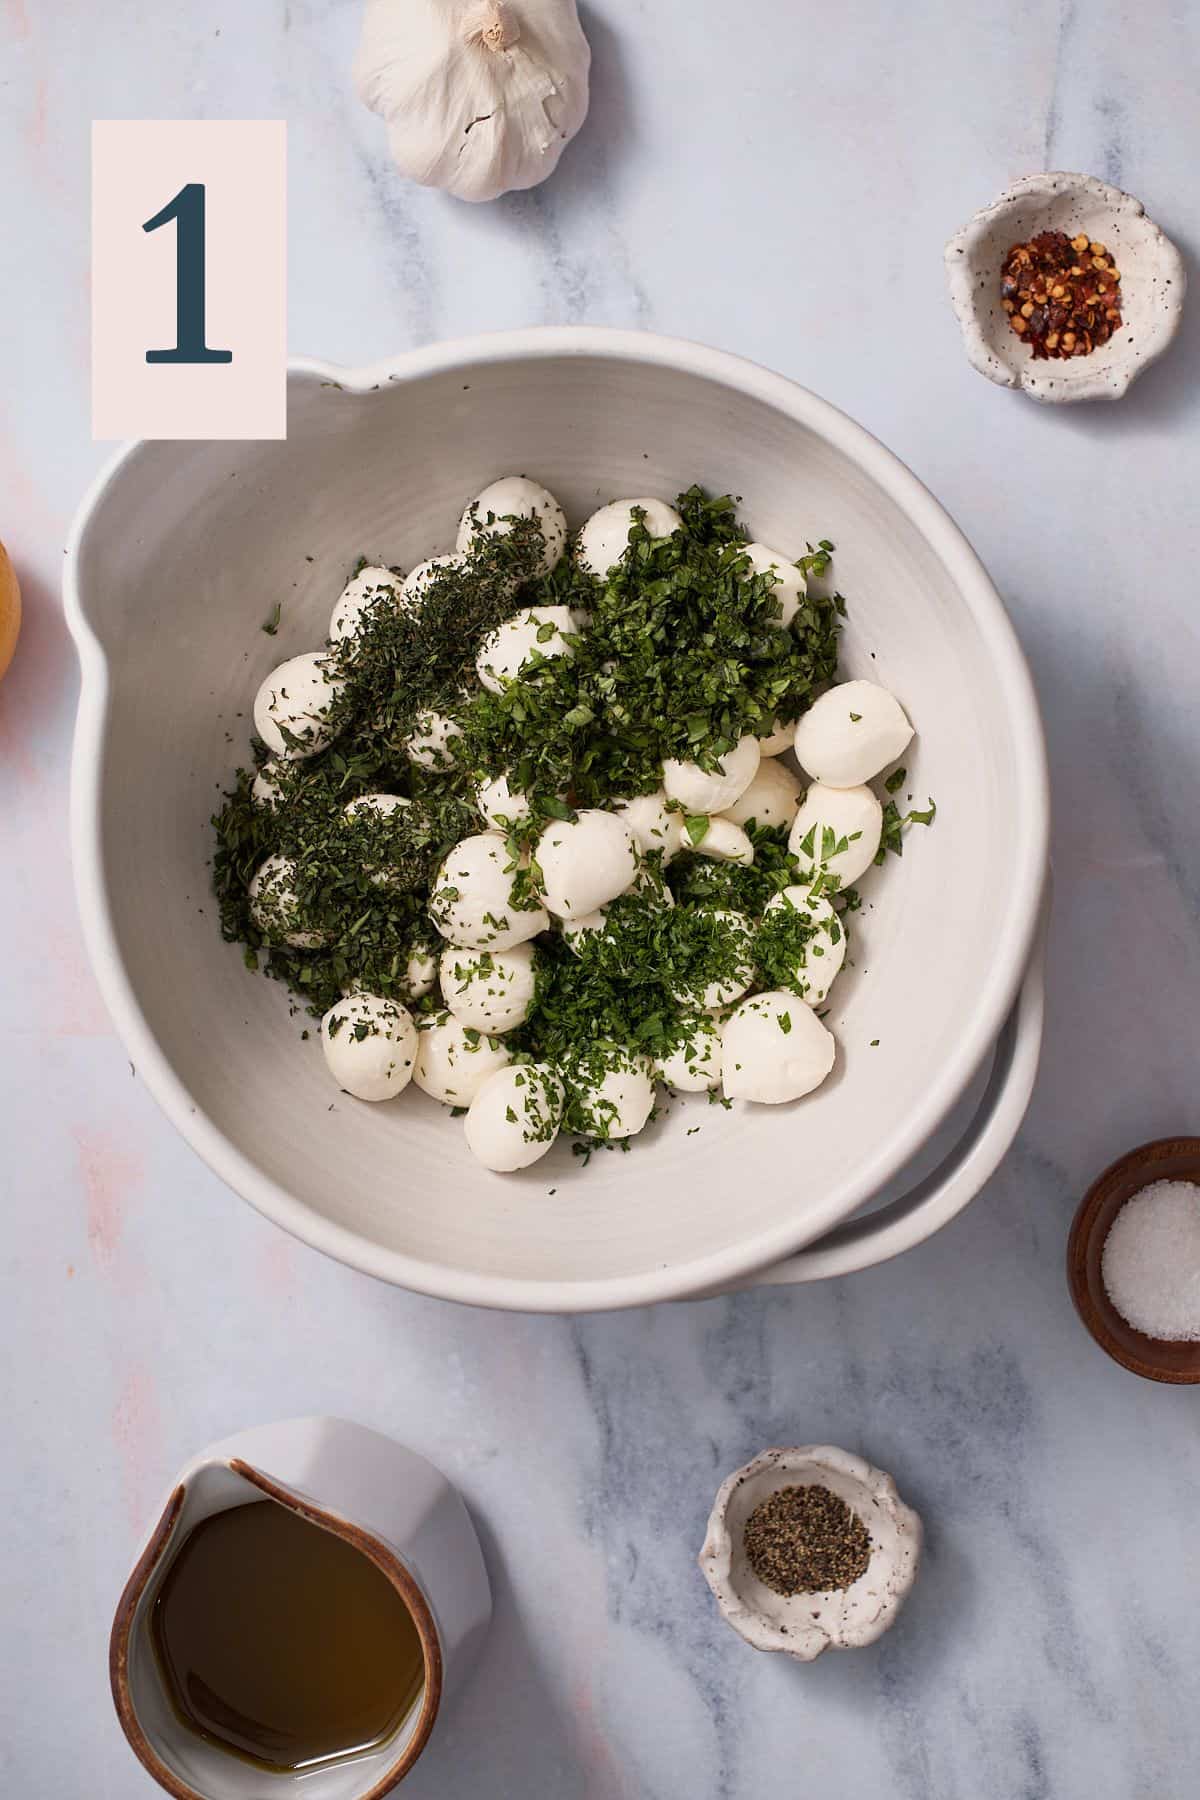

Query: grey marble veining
[3,2,1200,1795]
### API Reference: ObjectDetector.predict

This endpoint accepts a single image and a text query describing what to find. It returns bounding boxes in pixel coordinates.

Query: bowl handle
[739,896,1049,1288]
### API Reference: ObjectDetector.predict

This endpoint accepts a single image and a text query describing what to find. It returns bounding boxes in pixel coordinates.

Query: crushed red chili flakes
[1001,230,1124,360]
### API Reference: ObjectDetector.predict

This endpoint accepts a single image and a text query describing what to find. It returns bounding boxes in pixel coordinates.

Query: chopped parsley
[875,796,938,864]
[754,890,842,998]
[459,489,843,808]
[213,492,841,1025]
[210,486,932,1159]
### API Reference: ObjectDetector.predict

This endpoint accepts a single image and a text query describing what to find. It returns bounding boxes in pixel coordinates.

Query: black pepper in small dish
[742,1483,871,1595]
[1001,230,1124,359]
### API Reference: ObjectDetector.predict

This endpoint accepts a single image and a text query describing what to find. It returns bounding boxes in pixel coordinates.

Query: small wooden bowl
[1067,1138,1200,1383]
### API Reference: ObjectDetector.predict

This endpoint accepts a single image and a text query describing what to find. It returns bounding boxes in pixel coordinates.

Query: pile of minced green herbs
[212,487,926,1141]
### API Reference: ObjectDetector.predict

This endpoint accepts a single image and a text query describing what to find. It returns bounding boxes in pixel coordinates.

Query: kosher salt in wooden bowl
[1067,1138,1200,1384]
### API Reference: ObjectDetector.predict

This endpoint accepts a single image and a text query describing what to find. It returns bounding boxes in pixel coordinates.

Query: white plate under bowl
[66,329,1049,1312]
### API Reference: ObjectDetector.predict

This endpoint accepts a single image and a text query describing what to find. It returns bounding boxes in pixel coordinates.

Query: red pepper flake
[1000,230,1124,360]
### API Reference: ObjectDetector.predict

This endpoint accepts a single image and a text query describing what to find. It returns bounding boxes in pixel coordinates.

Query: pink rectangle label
[92,120,287,441]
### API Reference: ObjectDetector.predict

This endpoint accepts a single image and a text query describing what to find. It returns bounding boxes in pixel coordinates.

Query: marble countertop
[4,2,1200,1794]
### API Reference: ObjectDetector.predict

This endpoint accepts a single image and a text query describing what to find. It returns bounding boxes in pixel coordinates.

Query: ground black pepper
[742,1484,871,1595]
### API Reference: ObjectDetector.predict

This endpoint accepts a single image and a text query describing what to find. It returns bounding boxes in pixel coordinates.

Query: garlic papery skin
[354,0,591,204]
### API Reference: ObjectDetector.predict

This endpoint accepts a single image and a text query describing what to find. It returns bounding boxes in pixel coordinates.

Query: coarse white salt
[1100,1179,1200,1342]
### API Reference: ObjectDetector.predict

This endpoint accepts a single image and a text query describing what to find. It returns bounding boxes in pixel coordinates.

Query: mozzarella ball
[721,758,803,832]
[561,908,607,951]
[344,792,409,821]
[476,772,571,832]
[439,942,537,1034]
[476,606,576,693]
[656,1015,722,1092]
[400,553,465,611]
[320,993,417,1102]
[456,476,567,574]
[536,810,639,920]
[251,760,285,808]
[663,735,760,814]
[762,886,847,1005]
[248,855,325,950]
[672,908,755,1011]
[464,1063,565,1172]
[413,1011,512,1106]
[566,1051,656,1139]
[788,782,883,887]
[397,944,437,1002]
[793,680,913,787]
[404,708,462,770]
[736,542,806,628]
[329,565,400,642]
[253,652,345,760]
[430,832,549,950]
[631,863,675,909]
[475,770,531,829]
[721,990,836,1104]
[614,789,683,863]
[688,816,755,866]
[757,717,797,756]
[576,498,683,577]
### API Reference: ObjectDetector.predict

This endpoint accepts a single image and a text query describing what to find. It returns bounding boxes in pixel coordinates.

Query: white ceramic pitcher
[109,1418,491,1799]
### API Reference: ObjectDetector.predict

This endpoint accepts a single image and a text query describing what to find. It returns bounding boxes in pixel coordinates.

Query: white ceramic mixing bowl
[66,329,1049,1311]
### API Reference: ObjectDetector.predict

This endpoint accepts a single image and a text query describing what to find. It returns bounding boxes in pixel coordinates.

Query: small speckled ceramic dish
[1067,1137,1200,1384]
[945,171,1185,403]
[698,1446,921,1661]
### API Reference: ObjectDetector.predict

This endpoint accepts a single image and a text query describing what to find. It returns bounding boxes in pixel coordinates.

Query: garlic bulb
[354,0,591,203]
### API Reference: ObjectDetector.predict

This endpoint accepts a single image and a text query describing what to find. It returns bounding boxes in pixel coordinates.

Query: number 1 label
[143,184,233,366]
[93,121,286,440]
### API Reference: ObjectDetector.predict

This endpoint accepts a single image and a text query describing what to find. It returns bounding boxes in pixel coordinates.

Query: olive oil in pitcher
[150,1497,425,1772]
